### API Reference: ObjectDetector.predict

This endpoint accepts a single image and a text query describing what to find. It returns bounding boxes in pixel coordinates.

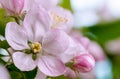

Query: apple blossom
[0,0,24,15]
[5,6,77,79]
[23,0,73,33]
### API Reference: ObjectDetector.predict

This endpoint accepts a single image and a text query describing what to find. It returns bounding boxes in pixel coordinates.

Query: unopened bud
[73,53,95,73]
[0,0,24,15]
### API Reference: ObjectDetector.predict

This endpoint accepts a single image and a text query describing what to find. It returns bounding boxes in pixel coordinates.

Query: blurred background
[59,0,120,79]
[0,0,120,79]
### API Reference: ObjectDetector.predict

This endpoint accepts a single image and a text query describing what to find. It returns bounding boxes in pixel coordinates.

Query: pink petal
[12,52,36,71]
[23,0,38,12]
[70,31,90,49]
[88,41,106,61]
[59,53,74,63]
[64,68,76,79]
[35,70,46,79]
[76,44,89,55]
[35,0,59,9]
[79,37,90,49]
[59,44,88,63]
[38,56,66,76]
[23,6,51,42]
[0,0,14,13]
[59,38,79,63]
[42,29,69,55]
[12,0,24,14]
[0,0,24,14]
[64,38,79,55]
[5,22,29,50]
[23,0,33,11]
[23,0,59,11]
[0,64,10,79]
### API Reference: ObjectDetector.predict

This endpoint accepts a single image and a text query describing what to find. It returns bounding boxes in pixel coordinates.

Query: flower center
[30,42,42,53]
[50,12,68,28]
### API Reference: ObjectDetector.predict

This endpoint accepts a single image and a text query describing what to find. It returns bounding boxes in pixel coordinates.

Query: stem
[14,16,20,25]
[6,49,13,63]
[4,58,12,67]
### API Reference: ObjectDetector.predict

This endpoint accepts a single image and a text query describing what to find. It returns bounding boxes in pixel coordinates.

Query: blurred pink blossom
[0,64,10,79]
[63,31,96,79]
[0,0,24,15]
[70,31,90,49]
[70,31,106,61]
[105,38,120,54]
[88,41,106,61]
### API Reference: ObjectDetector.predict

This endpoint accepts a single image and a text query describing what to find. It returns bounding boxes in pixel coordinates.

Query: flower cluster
[0,0,95,79]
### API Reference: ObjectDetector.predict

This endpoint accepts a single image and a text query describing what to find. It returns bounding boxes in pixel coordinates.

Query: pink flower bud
[73,53,95,73]
[0,0,24,15]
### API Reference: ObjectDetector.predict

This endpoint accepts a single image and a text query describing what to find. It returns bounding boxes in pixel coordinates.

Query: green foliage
[47,75,67,79]
[84,20,120,44]
[59,0,73,12]
[0,9,14,36]
[7,64,37,79]
[0,40,10,49]
[0,58,6,64]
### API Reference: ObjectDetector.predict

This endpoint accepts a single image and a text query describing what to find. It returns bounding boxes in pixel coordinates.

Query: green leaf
[0,40,10,49]
[0,54,7,57]
[8,64,37,79]
[0,9,14,36]
[82,20,120,44]
[59,0,73,12]
[10,71,25,79]
[0,58,6,64]
[23,68,37,79]
[47,75,67,79]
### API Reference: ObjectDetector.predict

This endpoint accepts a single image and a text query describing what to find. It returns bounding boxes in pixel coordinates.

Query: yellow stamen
[50,12,68,28]
[30,42,42,53]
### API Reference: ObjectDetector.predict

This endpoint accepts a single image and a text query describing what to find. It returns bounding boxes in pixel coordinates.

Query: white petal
[23,6,51,42]
[35,70,46,79]
[38,56,66,76]
[5,22,29,50]
[12,52,36,71]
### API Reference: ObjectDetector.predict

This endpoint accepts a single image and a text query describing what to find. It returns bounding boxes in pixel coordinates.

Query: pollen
[50,12,68,28]
[30,42,42,53]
